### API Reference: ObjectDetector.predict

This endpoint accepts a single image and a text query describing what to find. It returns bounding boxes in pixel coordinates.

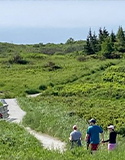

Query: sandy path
[6,99,26,123]
[5,98,66,152]
[26,127,65,152]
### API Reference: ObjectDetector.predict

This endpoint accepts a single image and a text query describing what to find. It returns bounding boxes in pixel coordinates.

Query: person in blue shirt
[85,119,104,154]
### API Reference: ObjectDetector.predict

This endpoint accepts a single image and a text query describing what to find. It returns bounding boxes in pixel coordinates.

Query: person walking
[102,125,117,151]
[85,118,104,154]
[69,125,82,149]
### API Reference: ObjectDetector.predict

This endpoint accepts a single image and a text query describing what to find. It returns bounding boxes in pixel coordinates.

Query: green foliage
[0,121,62,160]
[39,84,47,90]
[44,61,62,71]
[18,97,87,142]
[101,38,114,58]
[9,54,28,64]
[84,26,125,57]
[66,37,75,44]
[25,89,39,94]
[114,26,125,53]
[84,29,99,55]
[1,41,125,158]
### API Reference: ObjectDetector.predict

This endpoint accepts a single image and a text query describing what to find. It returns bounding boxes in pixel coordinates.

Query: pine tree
[109,31,116,53]
[115,26,125,52]
[101,38,113,58]
[98,27,109,51]
[117,26,125,42]
[110,31,116,43]
[90,32,99,53]
[84,29,99,54]
[84,36,93,55]
[102,27,109,39]
[98,27,103,44]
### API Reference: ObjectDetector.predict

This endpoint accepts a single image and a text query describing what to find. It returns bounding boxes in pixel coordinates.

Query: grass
[1,121,125,160]
[18,96,87,143]
[1,42,125,159]
[0,120,63,160]
[0,52,119,98]
[0,121,125,160]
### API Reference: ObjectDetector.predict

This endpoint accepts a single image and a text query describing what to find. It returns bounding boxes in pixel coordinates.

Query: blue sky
[0,0,125,44]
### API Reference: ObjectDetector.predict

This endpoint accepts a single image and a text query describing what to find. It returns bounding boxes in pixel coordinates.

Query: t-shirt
[70,130,82,141]
[104,131,117,144]
[87,125,103,144]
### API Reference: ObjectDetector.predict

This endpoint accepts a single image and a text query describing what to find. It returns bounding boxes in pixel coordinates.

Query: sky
[0,0,125,44]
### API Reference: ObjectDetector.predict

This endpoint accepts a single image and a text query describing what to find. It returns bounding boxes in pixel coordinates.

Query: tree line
[84,26,125,58]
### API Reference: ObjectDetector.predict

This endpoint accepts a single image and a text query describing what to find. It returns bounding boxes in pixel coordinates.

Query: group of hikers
[69,118,117,154]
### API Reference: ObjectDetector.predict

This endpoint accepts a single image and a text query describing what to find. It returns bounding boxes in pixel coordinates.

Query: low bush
[25,89,39,94]
[39,84,47,90]
[9,54,28,64]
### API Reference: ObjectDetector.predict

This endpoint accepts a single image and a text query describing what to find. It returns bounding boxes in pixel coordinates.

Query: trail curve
[5,98,66,152]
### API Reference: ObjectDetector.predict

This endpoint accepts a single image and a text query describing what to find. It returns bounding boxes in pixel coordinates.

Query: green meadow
[0,41,125,159]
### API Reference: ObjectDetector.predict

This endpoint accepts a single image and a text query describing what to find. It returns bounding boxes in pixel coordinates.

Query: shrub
[39,85,47,90]
[25,89,39,94]
[44,61,62,71]
[9,54,28,64]
[77,56,87,62]
[118,126,125,137]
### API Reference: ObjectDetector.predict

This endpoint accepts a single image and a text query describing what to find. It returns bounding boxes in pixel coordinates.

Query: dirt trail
[5,98,66,152]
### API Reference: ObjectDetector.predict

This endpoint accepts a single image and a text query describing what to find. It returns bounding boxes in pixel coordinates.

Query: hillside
[0,42,125,131]
[0,41,125,159]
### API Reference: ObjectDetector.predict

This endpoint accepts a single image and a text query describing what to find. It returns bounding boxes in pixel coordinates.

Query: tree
[102,27,109,39]
[98,27,109,51]
[98,27,103,44]
[117,26,125,42]
[66,37,75,44]
[101,38,113,58]
[84,29,99,54]
[110,31,116,43]
[90,32,99,53]
[84,36,93,55]
[115,26,125,52]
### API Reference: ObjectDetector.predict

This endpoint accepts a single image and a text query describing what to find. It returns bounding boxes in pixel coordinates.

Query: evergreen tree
[102,27,109,39]
[109,31,116,52]
[90,32,99,53]
[84,36,93,55]
[84,29,99,54]
[117,26,125,42]
[98,27,109,51]
[101,38,113,58]
[115,26,125,52]
[110,31,116,43]
[98,27,103,43]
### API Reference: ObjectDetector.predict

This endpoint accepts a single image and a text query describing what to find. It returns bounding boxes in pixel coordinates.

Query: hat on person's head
[107,125,114,129]
[89,118,96,124]
[73,125,77,130]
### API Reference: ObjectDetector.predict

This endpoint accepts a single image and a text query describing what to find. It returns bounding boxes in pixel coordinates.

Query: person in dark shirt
[102,125,117,151]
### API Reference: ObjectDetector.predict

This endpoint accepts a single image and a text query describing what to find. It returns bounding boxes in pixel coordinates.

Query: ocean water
[0,0,125,44]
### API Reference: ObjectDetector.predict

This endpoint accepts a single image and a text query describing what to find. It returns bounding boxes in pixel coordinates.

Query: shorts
[70,140,82,149]
[108,143,116,150]
[90,144,99,151]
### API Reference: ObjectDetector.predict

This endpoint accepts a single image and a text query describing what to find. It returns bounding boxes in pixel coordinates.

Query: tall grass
[17,96,125,160]
[0,121,62,160]
[18,96,87,142]
[0,53,120,98]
